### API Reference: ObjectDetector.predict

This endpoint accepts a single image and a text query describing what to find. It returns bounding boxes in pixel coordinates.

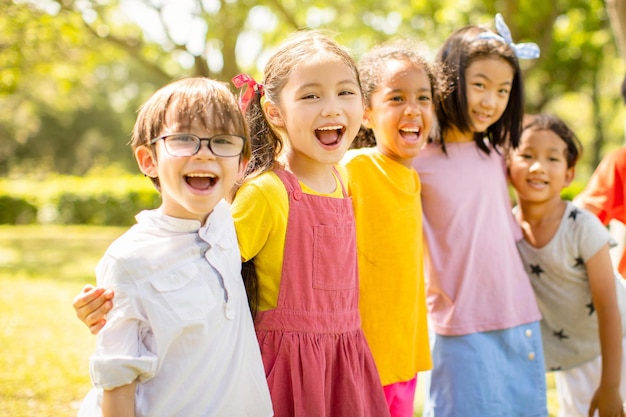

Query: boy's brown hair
[132,77,250,190]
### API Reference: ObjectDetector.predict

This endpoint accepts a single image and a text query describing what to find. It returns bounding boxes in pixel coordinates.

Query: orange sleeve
[575,148,626,225]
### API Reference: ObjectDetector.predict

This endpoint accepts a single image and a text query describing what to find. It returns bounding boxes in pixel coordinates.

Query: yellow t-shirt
[342,148,432,385]
[231,169,346,311]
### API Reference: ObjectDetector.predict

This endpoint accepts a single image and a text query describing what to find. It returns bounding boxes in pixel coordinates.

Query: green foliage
[0,174,160,226]
[0,195,37,224]
[55,189,160,225]
[1,0,624,179]
[0,0,172,176]
[561,179,587,201]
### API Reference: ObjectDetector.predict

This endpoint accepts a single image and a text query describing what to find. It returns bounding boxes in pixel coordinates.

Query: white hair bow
[477,13,541,59]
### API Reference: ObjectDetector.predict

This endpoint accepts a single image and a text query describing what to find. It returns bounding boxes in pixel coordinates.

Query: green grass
[0,225,125,417]
[0,225,559,416]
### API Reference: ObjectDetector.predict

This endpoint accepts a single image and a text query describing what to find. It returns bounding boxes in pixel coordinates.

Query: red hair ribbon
[231,73,264,112]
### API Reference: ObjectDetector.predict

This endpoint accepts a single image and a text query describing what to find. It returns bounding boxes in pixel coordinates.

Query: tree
[0,0,172,174]
[1,0,623,176]
[607,0,626,60]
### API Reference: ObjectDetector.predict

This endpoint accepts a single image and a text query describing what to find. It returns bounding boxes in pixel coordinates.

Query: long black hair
[434,25,524,155]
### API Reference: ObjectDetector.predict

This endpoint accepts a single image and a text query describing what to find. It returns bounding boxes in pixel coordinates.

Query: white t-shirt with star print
[516,201,626,371]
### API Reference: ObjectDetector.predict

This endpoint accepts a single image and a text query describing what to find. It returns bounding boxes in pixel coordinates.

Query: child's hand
[588,384,625,417]
[72,285,114,334]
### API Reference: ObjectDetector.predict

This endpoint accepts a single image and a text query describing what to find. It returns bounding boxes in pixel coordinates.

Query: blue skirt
[421,321,547,417]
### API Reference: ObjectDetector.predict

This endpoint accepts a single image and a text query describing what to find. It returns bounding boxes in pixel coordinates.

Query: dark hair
[621,72,626,105]
[434,24,524,155]
[242,29,361,180]
[352,38,441,149]
[522,113,582,168]
[132,77,250,190]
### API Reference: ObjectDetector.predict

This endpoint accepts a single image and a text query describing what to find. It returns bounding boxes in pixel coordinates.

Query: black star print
[530,264,544,278]
[587,301,595,315]
[573,256,584,268]
[569,208,580,221]
[553,329,569,340]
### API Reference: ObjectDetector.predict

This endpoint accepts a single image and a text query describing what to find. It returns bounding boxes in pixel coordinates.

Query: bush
[561,179,585,201]
[55,190,161,225]
[0,175,160,226]
[0,195,37,224]
[0,174,589,226]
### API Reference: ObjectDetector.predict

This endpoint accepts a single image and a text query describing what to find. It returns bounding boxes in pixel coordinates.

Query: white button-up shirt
[79,200,272,417]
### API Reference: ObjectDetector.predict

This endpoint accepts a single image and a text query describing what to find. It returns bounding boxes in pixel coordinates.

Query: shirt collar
[134,200,236,250]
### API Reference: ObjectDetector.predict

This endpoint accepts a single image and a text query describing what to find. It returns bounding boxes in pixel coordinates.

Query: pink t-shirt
[413,141,541,335]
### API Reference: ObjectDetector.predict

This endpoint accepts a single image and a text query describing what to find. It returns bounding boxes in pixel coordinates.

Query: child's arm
[102,381,137,417]
[72,285,114,334]
[586,243,624,417]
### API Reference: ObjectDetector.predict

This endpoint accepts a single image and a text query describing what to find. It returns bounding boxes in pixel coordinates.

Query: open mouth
[185,173,217,191]
[315,125,345,146]
[399,127,422,142]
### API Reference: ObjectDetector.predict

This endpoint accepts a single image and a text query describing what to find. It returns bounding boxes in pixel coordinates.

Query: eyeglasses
[150,133,246,158]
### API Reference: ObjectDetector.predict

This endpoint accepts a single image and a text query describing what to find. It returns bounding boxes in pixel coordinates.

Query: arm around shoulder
[73,285,114,334]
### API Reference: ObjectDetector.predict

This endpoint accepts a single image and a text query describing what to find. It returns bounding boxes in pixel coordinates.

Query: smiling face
[508,127,575,206]
[464,57,514,134]
[364,59,433,167]
[136,112,245,223]
[265,56,364,169]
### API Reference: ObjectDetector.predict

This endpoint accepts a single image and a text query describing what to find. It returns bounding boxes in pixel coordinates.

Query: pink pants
[383,375,418,417]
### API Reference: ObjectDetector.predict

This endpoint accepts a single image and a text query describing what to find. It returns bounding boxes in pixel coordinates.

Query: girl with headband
[412,15,548,417]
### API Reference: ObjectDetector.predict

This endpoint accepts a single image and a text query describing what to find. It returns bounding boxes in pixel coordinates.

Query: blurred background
[2,0,625,182]
[2,1,624,415]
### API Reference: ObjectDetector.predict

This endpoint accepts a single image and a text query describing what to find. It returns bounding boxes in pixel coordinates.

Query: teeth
[317,125,342,131]
[401,127,421,133]
[186,173,216,178]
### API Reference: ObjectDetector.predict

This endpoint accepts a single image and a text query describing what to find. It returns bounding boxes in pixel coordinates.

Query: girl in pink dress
[230,30,389,417]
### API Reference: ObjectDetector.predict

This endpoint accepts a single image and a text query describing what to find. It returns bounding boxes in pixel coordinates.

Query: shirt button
[528,352,536,360]
[525,329,532,337]
[293,190,302,201]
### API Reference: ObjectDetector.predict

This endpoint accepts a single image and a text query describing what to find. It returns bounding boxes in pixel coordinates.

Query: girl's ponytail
[231,74,284,196]
[244,92,284,179]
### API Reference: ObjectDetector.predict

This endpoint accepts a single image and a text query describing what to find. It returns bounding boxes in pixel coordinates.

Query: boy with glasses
[77,77,272,417]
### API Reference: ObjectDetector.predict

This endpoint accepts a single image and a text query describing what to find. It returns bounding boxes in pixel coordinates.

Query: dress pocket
[312,225,357,291]
[149,263,214,320]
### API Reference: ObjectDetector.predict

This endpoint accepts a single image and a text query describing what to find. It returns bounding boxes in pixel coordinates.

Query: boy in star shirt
[508,113,626,417]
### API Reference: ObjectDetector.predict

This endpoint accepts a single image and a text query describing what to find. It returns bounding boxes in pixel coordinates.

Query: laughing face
[136,114,246,223]
[364,59,433,167]
[464,56,514,134]
[265,55,364,169]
